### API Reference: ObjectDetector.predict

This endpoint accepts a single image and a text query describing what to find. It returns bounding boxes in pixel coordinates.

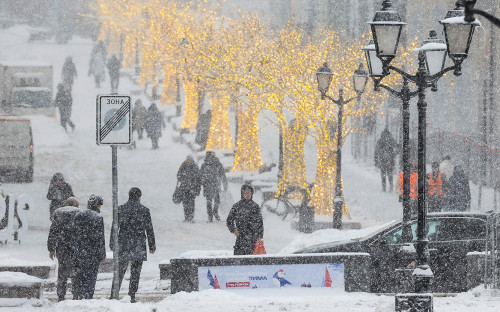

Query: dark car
[294,212,488,293]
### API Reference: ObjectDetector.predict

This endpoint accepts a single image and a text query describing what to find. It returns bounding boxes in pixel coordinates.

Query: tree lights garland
[92,0,419,214]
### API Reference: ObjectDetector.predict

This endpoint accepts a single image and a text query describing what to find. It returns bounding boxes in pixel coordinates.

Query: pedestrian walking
[106,54,121,93]
[398,161,418,218]
[176,155,202,222]
[427,161,446,213]
[47,197,80,301]
[374,127,399,192]
[110,187,156,303]
[73,195,106,300]
[226,184,264,255]
[201,151,228,222]
[61,56,77,92]
[145,102,165,149]
[132,99,147,140]
[88,48,106,88]
[445,166,471,211]
[54,83,75,132]
[46,172,74,221]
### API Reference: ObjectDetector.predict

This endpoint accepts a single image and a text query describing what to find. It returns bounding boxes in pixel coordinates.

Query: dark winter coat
[226,185,264,255]
[177,160,202,203]
[446,167,471,211]
[46,173,74,215]
[132,100,147,132]
[201,155,227,198]
[47,206,80,259]
[110,199,156,261]
[54,85,73,120]
[374,129,399,172]
[61,57,77,87]
[145,103,164,139]
[73,208,106,265]
[106,55,121,80]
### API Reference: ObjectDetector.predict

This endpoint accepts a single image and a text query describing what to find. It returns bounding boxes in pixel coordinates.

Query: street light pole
[366,1,480,309]
[316,63,368,230]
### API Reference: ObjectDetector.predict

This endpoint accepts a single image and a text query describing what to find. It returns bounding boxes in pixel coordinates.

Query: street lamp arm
[426,65,460,82]
[377,83,400,97]
[466,8,500,28]
[386,65,419,84]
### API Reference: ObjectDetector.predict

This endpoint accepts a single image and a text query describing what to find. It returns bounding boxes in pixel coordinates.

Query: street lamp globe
[439,0,480,72]
[363,40,384,77]
[316,62,333,97]
[414,30,447,77]
[352,63,369,95]
[368,0,406,67]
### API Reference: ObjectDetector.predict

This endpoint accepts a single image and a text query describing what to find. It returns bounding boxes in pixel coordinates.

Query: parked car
[0,116,34,183]
[293,212,488,293]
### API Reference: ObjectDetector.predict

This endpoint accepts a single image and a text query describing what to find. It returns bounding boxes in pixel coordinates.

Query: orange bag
[253,239,267,255]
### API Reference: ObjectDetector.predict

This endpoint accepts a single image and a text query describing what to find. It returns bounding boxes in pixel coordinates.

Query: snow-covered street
[0,22,499,311]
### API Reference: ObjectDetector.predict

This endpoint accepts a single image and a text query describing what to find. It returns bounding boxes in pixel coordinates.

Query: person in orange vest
[427,161,446,213]
[398,161,418,217]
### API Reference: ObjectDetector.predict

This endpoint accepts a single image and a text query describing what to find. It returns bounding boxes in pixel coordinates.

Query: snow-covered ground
[0,25,499,311]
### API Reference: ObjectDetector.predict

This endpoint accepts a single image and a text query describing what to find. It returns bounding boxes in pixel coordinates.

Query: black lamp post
[464,0,500,28]
[367,0,479,310]
[316,63,368,229]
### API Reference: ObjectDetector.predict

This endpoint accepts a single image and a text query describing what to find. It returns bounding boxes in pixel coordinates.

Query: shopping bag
[253,239,267,255]
[172,184,183,204]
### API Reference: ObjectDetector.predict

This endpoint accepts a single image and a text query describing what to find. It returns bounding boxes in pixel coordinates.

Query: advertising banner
[198,263,344,291]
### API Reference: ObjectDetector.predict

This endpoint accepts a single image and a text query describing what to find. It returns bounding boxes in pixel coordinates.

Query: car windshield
[358,220,398,241]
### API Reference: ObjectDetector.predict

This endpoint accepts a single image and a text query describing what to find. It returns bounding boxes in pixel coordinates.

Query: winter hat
[240,184,254,199]
[65,197,79,207]
[87,194,103,211]
[129,187,142,200]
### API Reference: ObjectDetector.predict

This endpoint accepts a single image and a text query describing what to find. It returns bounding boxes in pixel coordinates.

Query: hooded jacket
[73,197,106,264]
[226,185,264,255]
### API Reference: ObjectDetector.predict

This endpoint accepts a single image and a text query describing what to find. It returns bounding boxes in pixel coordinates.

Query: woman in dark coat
[132,99,147,139]
[446,166,471,211]
[145,102,164,149]
[54,83,75,132]
[73,195,106,300]
[176,155,202,222]
[226,184,264,255]
[46,172,74,221]
[61,56,77,92]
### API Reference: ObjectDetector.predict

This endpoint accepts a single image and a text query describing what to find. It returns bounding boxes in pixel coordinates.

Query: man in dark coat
[201,151,228,222]
[47,197,80,301]
[132,99,147,140]
[73,195,106,300]
[61,56,77,92]
[46,172,74,221]
[374,127,399,192]
[110,187,156,303]
[107,54,121,93]
[176,155,202,222]
[445,166,471,212]
[226,184,264,255]
[145,102,165,149]
[54,83,75,132]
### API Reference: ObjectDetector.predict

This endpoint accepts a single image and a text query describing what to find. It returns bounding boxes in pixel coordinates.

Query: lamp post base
[395,293,433,312]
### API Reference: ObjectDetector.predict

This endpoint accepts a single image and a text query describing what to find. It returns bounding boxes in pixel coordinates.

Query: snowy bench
[169,252,371,294]
[0,272,44,299]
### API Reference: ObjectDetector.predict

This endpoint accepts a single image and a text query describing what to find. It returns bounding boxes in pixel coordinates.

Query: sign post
[96,94,131,299]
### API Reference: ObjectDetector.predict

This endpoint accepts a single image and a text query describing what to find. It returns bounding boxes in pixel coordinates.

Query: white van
[0,117,34,183]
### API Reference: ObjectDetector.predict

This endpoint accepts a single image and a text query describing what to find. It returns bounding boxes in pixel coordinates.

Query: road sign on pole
[96,95,132,145]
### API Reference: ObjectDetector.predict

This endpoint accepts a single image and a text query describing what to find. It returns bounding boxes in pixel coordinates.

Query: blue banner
[198,263,344,290]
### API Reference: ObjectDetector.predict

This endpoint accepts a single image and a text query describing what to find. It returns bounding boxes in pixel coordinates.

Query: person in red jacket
[427,161,446,213]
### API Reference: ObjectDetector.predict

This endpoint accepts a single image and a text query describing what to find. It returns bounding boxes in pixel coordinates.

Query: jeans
[74,262,99,299]
[206,193,220,221]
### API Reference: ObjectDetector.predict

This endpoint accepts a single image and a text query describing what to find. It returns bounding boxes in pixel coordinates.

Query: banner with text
[198,263,344,291]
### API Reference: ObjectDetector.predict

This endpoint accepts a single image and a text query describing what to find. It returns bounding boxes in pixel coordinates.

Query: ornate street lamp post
[367,1,479,310]
[316,63,368,229]
[464,0,500,28]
